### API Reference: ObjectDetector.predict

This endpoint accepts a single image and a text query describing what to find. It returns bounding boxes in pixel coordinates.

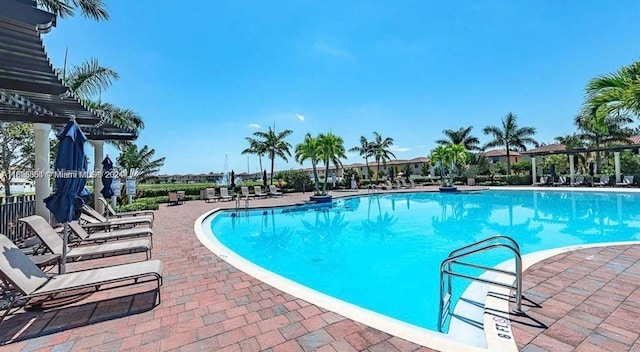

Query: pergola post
[569,154,575,185]
[531,157,537,185]
[614,151,621,183]
[93,140,104,214]
[33,123,51,221]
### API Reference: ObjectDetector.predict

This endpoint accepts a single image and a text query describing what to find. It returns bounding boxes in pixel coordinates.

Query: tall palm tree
[317,132,346,193]
[483,112,539,175]
[435,126,481,151]
[371,132,396,181]
[295,133,321,193]
[574,112,634,172]
[116,144,165,183]
[249,127,293,185]
[61,58,119,100]
[585,60,640,120]
[348,135,374,180]
[38,0,109,20]
[241,137,266,175]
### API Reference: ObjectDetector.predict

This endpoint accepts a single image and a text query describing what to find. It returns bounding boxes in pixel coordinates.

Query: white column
[531,157,537,185]
[569,154,575,185]
[93,140,104,214]
[33,123,51,221]
[614,151,621,183]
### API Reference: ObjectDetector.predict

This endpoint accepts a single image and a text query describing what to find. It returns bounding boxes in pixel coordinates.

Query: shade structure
[100,156,115,199]
[43,119,87,273]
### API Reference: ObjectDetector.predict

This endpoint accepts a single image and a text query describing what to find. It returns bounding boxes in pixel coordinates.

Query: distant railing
[0,194,36,242]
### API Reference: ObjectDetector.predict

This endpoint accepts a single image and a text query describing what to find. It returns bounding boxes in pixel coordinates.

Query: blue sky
[42,1,640,175]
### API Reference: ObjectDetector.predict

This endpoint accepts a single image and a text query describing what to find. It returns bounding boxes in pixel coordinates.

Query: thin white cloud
[389,146,411,152]
[313,40,354,60]
[247,123,261,129]
[296,114,305,121]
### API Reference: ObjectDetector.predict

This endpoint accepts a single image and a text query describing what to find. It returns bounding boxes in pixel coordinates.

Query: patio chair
[253,185,268,198]
[268,185,283,197]
[202,188,219,203]
[168,191,180,206]
[553,176,568,187]
[616,175,634,187]
[219,188,233,201]
[595,175,610,187]
[19,215,153,262]
[570,175,585,187]
[241,186,255,199]
[68,221,153,248]
[0,234,163,323]
[177,191,186,204]
[98,197,154,220]
[82,205,153,228]
[533,176,548,186]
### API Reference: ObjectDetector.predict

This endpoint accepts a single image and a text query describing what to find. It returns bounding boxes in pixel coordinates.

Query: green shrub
[117,199,159,212]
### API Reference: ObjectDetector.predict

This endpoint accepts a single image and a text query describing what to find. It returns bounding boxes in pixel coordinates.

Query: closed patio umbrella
[263,170,267,187]
[43,118,87,273]
[100,156,114,220]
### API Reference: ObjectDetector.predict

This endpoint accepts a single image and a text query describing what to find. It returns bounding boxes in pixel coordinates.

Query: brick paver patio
[1,188,639,351]
[509,245,640,351]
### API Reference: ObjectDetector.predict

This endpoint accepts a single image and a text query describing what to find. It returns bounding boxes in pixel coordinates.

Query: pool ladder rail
[438,235,524,332]
[232,194,250,217]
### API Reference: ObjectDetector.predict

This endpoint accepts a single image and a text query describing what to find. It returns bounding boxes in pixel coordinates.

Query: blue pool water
[208,190,640,332]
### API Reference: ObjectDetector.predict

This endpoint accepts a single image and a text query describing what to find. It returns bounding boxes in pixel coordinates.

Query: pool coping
[195,207,487,352]
[194,187,640,351]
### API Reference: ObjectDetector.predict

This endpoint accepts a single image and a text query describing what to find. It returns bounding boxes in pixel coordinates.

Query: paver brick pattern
[0,192,437,352]
[510,245,640,352]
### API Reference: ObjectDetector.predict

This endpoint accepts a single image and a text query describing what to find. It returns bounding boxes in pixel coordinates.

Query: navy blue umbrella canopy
[44,120,87,223]
[100,156,115,199]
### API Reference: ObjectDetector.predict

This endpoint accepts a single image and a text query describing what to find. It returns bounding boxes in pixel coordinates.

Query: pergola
[522,142,640,185]
[0,0,137,218]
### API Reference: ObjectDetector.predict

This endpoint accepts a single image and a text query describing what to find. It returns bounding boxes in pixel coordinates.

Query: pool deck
[1,186,639,351]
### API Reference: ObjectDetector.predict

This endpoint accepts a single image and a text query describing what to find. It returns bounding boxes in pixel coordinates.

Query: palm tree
[248,127,293,185]
[61,58,119,100]
[116,144,165,183]
[436,126,481,151]
[349,135,374,180]
[574,112,634,172]
[554,134,588,173]
[585,60,640,120]
[295,133,321,193]
[371,132,396,181]
[241,137,266,175]
[430,144,467,187]
[317,132,346,193]
[483,112,539,175]
[38,0,109,20]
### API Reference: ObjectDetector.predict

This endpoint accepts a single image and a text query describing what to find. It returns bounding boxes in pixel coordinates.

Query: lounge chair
[98,197,154,220]
[253,185,268,198]
[19,215,153,262]
[219,188,233,201]
[0,234,163,323]
[595,175,610,187]
[202,188,219,203]
[268,185,283,197]
[570,175,585,187]
[395,179,409,189]
[553,176,568,187]
[409,179,422,188]
[82,205,153,228]
[69,221,153,247]
[241,186,255,199]
[533,176,548,186]
[616,175,634,187]
[177,191,186,204]
[168,191,180,206]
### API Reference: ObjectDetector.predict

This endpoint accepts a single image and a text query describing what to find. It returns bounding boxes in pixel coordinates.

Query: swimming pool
[202,190,640,334]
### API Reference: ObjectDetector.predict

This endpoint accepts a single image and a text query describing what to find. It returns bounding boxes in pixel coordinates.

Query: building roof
[483,149,522,157]
[0,0,137,141]
[520,144,566,155]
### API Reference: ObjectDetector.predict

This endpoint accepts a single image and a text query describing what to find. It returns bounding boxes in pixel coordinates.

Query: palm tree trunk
[312,163,320,192]
[506,146,511,175]
[376,160,381,181]
[322,160,330,193]
[365,157,370,180]
[258,157,263,174]
[270,157,275,185]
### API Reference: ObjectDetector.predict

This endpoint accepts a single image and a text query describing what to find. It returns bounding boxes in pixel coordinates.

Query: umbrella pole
[61,222,68,273]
